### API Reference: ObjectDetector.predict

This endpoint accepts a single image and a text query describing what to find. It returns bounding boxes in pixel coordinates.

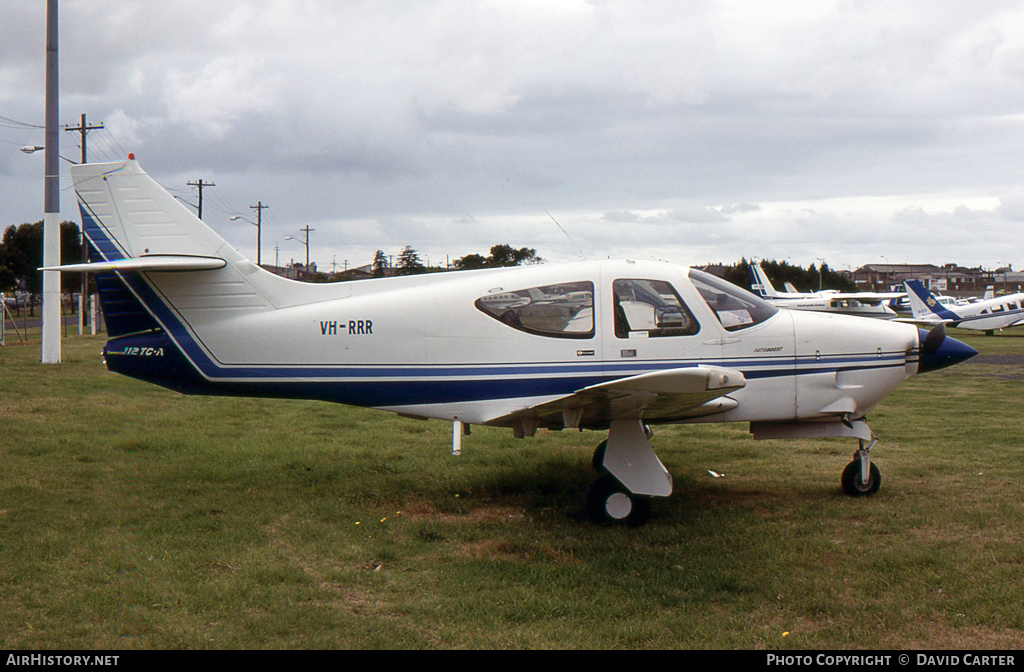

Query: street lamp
[285,235,309,269]
[20,145,78,164]
[286,226,315,269]
[230,214,262,266]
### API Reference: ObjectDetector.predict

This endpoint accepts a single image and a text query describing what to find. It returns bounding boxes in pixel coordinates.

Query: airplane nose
[916,326,978,373]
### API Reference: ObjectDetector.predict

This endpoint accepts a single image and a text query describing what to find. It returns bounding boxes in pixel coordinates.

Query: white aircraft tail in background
[43,159,978,525]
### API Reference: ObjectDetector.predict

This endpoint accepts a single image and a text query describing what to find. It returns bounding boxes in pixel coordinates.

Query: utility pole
[187,179,215,220]
[250,201,268,266]
[299,226,315,268]
[65,113,103,335]
[65,113,103,164]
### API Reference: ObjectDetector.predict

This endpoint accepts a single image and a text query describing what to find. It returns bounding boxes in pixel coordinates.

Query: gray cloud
[3,1,1024,270]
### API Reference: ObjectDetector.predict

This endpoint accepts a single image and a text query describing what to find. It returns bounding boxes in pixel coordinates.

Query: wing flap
[495,365,746,430]
[583,365,744,397]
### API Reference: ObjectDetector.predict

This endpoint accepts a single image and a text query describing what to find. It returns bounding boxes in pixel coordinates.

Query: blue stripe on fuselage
[81,203,909,406]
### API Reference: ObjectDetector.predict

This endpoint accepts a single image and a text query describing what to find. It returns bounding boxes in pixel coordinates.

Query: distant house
[260,262,319,282]
[260,261,394,283]
[851,263,995,294]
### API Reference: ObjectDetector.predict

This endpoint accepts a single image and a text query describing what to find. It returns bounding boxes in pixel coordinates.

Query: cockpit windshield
[687,268,779,331]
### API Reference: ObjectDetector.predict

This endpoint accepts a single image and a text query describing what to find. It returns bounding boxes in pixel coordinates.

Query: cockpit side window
[688,268,779,331]
[475,281,594,339]
[613,279,699,338]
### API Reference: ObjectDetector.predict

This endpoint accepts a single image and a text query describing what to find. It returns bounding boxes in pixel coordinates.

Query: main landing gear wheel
[592,426,652,472]
[841,460,881,496]
[586,474,651,527]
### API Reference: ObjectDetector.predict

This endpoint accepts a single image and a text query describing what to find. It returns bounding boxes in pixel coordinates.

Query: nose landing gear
[841,437,881,496]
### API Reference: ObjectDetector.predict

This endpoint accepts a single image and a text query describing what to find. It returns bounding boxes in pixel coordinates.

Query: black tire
[841,460,881,497]
[586,474,651,527]
[592,440,608,474]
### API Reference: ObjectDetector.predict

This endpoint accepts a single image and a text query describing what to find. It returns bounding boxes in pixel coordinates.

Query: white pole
[41,0,61,364]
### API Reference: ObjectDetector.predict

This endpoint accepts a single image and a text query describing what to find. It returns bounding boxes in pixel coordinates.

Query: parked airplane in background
[44,158,978,525]
[904,280,1024,334]
[749,263,903,319]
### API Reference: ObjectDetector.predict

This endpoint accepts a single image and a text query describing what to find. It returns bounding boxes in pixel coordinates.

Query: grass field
[2,329,1023,649]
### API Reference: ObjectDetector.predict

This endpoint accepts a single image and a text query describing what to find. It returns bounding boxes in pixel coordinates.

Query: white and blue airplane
[749,262,903,319]
[45,158,978,525]
[904,279,1024,334]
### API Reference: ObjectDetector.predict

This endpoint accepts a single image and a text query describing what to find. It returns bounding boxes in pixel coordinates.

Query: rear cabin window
[613,279,699,338]
[475,281,594,338]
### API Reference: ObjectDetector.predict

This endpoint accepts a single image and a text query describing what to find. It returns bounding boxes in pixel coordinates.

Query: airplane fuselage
[101,255,925,432]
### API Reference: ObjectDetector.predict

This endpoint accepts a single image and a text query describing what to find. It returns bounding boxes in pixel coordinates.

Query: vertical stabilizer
[71,159,243,263]
[748,263,780,298]
[70,158,289,347]
[904,280,961,321]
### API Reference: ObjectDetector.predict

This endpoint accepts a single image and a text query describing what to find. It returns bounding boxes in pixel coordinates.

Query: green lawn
[1,329,1023,649]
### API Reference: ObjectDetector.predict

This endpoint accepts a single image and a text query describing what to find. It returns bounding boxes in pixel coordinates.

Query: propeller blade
[922,323,946,354]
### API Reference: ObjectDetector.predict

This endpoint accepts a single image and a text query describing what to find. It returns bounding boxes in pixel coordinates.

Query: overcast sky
[3,0,1024,273]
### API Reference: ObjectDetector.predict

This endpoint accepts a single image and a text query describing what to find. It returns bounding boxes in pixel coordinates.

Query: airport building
[850,263,1022,296]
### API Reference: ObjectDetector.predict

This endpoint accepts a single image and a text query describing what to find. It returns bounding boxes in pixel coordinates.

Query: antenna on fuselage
[544,208,589,260]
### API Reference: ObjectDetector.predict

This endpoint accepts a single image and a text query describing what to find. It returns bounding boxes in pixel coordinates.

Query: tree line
[718,258,857,293]
[0,221,84,315]
[366,244,542,278]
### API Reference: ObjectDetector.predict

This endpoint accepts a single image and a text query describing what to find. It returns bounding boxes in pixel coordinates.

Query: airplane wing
[830,291,906,303]
[40,255,227,273]
[892,316,953,327]
[495,365,747,431]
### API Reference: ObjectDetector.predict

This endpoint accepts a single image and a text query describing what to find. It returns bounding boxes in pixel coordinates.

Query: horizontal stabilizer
[40,255,227,273]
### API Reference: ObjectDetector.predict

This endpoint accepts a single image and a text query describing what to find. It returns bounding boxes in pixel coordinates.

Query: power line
[205,185,247,218]
[0,114,44,129]
[96,126,130,158]
[86,131,119,162]
[262,206,296,241]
